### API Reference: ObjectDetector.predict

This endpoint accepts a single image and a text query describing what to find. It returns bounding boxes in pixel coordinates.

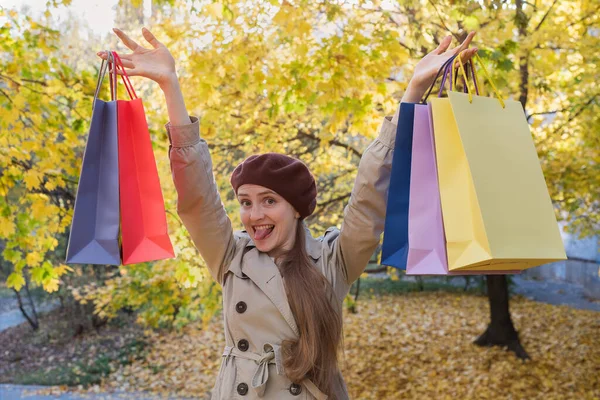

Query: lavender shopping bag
[406,103,449,275]
[380,57,458,271]
[65,54,121,265]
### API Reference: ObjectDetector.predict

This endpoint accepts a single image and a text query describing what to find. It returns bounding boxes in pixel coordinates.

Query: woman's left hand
[402,31,478,103]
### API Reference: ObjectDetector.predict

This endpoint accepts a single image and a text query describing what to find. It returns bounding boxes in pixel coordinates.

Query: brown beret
[230,153,317,218]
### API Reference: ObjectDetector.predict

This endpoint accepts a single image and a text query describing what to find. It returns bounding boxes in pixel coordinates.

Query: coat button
[236,301,247,313]
[290,383,302,396]
[238,339,249,352]
[237,382,248,396]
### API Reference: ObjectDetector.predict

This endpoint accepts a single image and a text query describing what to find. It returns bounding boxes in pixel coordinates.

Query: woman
[98,28,477,400]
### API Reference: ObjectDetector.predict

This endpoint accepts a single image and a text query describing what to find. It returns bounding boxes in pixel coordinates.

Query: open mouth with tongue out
[253,224,274,241]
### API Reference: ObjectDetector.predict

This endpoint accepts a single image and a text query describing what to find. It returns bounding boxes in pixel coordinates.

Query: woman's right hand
[97,27,177,87]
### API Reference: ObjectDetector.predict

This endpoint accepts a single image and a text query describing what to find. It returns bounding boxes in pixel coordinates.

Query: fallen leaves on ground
[90,292,600,399]
[0,308,144,385]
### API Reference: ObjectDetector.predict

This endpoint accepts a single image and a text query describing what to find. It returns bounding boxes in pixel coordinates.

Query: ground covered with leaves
[91,291,599,400]
[0,307,147,388]
[3,289,598,399]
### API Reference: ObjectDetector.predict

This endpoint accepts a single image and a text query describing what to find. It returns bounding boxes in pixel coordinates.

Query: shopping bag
[112,52,175,265]
[406,102,448,274]
[66,53,121,265]
[429,54,566,271]
[381,57,457,272]
[381,102,415,270]
[407,58,519,276]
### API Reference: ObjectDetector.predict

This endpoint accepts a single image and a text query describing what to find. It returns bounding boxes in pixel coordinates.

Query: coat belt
[222,344,327,400]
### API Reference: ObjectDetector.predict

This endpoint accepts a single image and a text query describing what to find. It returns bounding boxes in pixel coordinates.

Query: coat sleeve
[332,115,397,285]
[166,116,236,285]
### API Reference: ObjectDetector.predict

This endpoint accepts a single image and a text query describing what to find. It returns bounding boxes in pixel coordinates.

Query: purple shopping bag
[65,53,121,265]
[406,103,449,275]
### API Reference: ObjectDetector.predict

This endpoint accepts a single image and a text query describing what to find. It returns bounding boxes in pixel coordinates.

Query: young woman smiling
[98,28,477,400]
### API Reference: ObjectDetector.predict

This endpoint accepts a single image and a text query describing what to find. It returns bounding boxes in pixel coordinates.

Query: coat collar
[226,223,323,337]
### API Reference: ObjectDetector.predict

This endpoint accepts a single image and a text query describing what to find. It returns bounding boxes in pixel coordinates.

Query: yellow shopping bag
[429,53,566,271]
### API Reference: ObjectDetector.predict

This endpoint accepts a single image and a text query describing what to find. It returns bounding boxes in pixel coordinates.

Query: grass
[355,276,488,298]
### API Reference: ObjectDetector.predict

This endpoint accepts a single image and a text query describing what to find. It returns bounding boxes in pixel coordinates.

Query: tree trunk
[415,276,424,291]
[475,276,529,359]
[474,0,537,361]
[463,276,471,291]
[24,276,39,322]
[13,288,39,331]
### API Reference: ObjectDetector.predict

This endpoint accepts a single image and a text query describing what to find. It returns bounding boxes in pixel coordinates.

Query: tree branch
[295,129,363,159]
[0,88,14,104]
[550,94,598,136]
[317,192,351,209]
[567,5,600,27]
[307,192,352,222]
[427,0,457,38]
[533,0,559,33]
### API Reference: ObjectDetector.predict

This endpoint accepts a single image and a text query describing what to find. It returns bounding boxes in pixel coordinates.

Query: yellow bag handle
[452,50,506,108]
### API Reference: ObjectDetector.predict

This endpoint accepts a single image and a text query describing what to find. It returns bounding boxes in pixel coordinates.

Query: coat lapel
[242,248,300,336]
[233,224,324,338]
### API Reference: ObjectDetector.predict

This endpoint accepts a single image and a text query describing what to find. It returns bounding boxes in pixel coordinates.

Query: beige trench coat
[166,115,396,400]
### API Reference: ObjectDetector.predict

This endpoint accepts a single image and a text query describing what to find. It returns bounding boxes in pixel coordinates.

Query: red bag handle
[110,51,137,100]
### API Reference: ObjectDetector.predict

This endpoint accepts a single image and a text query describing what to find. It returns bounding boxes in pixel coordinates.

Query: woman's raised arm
[98,28,236,284]
[334,32,478,284]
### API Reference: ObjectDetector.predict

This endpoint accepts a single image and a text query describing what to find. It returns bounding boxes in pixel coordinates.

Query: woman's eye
[240,200,251,207]
[265,198,276,205]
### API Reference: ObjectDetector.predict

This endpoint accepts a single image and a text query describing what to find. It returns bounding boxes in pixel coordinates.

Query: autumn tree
[1,0,597,346]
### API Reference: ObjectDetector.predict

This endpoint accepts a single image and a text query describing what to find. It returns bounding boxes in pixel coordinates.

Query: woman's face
[237,184,300,258]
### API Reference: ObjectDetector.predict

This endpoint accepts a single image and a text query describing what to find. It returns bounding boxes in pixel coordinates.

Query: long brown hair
[278,220,343,398]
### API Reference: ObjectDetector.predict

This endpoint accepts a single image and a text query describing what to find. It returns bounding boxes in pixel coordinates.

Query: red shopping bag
[112,52,174,265]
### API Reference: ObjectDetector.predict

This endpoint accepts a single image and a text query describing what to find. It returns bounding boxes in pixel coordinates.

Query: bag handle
[110,51,117,101]
[421,53,479,103]
[109,51,138,100]
[92,50,114,108]
[421,54,457,104]
[453,50,505,108]
[446,56,480,95]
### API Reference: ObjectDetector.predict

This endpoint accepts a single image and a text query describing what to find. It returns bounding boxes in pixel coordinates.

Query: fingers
[451,31,476,55]
[451,47,478,75]
[95,52,137,74]
[113,28,142,51]
[459,47,478,63]
[433,35,453,55]
[142,27,162,49]
[111,68,138,77]
[96,51,132,62]
[117,58,135,69]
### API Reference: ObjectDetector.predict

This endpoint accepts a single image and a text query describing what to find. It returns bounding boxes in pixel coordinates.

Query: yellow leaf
[0,218,16,237]
[54,264,73,276]
[6,272,25,291]
[24,169,43,190]
[43,278,60,293]
[25,252,42,267]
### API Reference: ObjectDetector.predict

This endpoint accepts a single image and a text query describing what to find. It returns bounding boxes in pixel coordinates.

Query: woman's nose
[249,205,264,221]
